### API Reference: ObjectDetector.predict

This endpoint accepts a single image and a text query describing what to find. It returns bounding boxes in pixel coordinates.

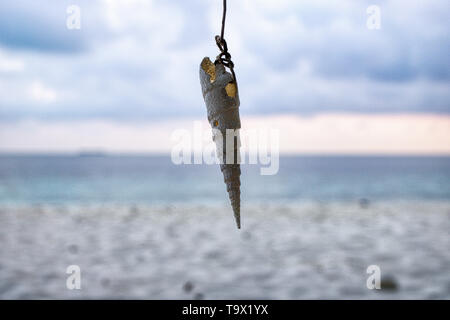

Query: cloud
[0,0,448,122]
[28,82,58,103]
[236,0,450,82]
[0,1,90,53]
[0,51,25,72]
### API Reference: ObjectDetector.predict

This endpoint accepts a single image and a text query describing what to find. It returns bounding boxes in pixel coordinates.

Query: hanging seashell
[199,57,241,229]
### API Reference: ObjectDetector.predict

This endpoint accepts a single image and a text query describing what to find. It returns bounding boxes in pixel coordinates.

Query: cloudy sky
[0,0,449,153]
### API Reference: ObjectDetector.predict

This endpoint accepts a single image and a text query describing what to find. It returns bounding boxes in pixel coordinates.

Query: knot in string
[214,0,236,82]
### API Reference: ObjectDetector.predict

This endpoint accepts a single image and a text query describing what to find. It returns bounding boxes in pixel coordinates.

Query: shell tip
[233,208,241,229]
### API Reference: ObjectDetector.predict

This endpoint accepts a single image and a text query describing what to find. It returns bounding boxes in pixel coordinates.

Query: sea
[0,155,449,299]
[0,155,449,206]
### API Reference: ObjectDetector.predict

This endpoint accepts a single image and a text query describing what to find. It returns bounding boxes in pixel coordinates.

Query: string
[220,0,226,41]
[215,0,236,82]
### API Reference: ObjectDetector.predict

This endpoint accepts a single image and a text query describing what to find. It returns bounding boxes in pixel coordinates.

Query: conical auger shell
[199,57,241,229]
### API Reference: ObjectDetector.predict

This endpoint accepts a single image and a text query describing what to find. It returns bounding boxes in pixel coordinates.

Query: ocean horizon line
[1,151,450,158]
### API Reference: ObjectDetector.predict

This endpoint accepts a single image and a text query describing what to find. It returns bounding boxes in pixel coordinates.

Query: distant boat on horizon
[76,150,108,157]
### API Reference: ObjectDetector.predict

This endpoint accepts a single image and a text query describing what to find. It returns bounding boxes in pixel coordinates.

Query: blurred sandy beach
[0,201,448,299]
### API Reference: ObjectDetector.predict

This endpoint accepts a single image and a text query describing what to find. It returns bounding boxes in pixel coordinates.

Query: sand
[0,201,449,299]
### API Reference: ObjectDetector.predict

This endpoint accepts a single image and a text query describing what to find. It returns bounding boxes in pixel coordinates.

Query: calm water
[0,155,449,205]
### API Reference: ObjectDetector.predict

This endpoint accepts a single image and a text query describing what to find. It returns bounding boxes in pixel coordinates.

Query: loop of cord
[214,0,236,82]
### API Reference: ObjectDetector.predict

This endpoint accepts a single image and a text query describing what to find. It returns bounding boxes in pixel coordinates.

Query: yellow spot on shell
[225,82,237,97]
[201,58,216,83]
[213,120,219,127]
